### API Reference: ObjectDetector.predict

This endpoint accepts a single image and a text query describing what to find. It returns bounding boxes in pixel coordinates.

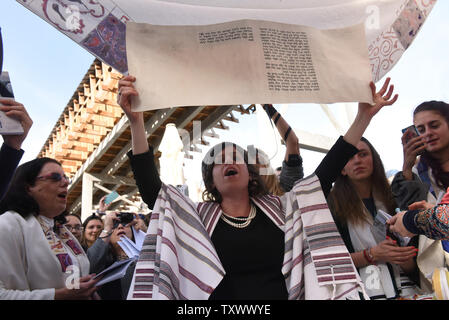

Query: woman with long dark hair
[81,214,104,251]
[0,157,99,299]
[392,100,449,292]
[316,132,420,299]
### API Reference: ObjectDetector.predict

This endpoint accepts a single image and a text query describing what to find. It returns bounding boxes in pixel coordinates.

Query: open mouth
[117,231,126,237]
[57,192,67,200]
[224,167,239,177]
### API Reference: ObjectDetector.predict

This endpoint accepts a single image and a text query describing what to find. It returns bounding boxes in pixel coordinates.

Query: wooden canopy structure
[38,59,255,221]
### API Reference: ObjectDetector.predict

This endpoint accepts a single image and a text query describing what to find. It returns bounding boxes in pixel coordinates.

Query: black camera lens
[113,212,134,228]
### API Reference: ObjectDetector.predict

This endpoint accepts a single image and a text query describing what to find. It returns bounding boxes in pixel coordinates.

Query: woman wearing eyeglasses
[65,214,83,243]
[0,157,100,299]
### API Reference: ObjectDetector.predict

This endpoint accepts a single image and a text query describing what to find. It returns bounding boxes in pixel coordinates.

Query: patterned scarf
[127,174,367,300]
[36,215,84,272]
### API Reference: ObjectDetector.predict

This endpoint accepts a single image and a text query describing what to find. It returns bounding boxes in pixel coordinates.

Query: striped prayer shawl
[128,174,366,300]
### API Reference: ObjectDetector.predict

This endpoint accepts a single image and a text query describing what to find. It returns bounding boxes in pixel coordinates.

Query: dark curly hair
[414,101,449,190]
[201,142,268,202]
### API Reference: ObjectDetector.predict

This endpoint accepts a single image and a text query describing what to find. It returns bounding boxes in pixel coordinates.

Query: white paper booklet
[0,72,24,135]
[117,226,146,258]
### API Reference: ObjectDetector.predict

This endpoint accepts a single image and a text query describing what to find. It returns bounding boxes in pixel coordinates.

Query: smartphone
[0,71,24,135]
[402,125,424,154]
[104,191,119,205]
[402,125,423,144]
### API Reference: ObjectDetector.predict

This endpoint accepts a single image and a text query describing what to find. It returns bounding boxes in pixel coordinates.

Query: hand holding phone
[401,125,420,144]
[401,125,427,180]
[104,191,119,206]
[401,125,425,155]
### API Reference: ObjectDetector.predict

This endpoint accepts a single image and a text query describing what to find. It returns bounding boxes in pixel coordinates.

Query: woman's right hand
[370,238,418,265]
[117,75,142,124]
[98,195,111,213]
[401,133,426,180]
[55,274,100,300]
[103,212,119,232]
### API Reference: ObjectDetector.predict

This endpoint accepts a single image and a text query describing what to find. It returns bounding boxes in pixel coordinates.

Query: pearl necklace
[220,204,256,229]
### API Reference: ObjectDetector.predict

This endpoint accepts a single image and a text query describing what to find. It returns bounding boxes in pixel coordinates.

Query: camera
[113,212,134,228]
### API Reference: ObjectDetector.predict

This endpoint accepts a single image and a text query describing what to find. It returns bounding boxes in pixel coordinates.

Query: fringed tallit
[128,174,366,300]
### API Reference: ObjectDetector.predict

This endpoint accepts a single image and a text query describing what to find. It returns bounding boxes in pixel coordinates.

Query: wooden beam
[223,112,239,123]
[61,141,94,153]
[215,120,229,130]
[90,173,136,186]
[55,151,88,162]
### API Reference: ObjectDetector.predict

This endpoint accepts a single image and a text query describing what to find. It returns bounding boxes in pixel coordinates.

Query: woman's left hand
[344,78,398,147]
[357,77,398,120]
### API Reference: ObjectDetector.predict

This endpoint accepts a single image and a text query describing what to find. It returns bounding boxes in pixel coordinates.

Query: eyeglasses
[64,224,83,232]
[36,172,71,184]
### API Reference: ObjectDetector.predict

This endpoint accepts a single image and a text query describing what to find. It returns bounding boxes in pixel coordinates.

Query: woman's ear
[25,183,33,195]
[341,168,347,176]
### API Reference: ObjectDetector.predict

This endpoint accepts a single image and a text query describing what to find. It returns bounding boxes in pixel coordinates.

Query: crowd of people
[3,31,449,300]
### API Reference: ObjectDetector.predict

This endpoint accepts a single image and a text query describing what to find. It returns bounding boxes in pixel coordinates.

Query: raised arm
[315,78,398,196]
[117,76,162,209]
[343,78,398,147]
[262,104,300,162]
[0,99,33,200]
[262,104,303,192]
[117,76,148,155]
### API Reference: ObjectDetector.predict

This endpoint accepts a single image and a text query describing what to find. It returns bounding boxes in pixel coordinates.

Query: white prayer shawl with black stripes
[127,174,367,300]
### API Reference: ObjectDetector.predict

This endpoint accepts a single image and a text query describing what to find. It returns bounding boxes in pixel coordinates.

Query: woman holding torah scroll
[118,75,392,300]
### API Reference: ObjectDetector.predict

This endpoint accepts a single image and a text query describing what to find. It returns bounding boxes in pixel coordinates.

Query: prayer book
[0,72,24,135]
